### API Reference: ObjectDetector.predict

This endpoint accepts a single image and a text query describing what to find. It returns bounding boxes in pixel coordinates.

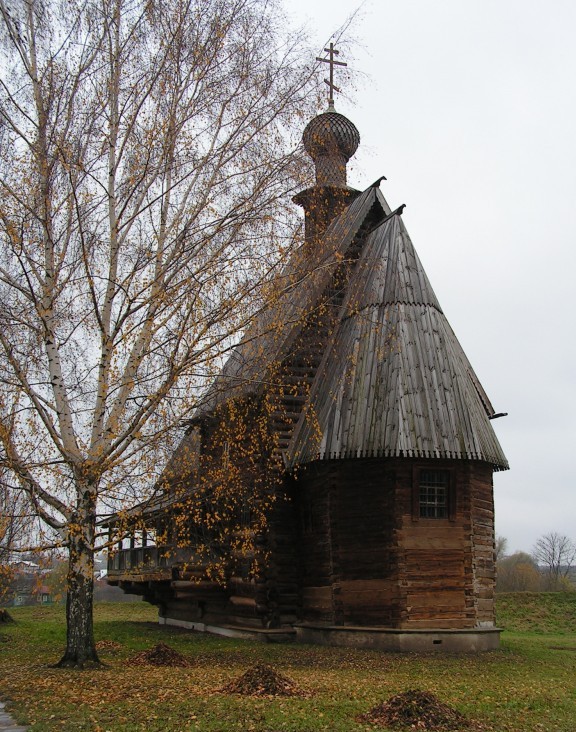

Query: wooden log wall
[396,460,468,629]
[260,484,301,627]
[129,455,496,633]
[296,457,497,630]
[395,460,495,629]
[295,463,335,622]
[469,462,496,626]
[330,462,399,626]
[296,460,400,626]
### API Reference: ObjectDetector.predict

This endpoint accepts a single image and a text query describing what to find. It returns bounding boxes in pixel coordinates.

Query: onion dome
[302,110,360,188]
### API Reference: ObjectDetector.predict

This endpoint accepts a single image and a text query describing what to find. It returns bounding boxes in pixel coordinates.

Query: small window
[419,470,448,518]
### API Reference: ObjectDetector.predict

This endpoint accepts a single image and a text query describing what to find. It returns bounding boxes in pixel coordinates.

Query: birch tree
[532,532,576,591]
[0,0,320,666]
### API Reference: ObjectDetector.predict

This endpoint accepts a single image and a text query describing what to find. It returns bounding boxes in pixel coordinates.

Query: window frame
[412,466,456,522]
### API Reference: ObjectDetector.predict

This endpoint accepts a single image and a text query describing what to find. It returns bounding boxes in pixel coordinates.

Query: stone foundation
[158,614,500,652]
[295,623,501,652]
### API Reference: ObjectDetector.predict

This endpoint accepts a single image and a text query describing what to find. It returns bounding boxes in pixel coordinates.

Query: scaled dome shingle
[302,111,360,162]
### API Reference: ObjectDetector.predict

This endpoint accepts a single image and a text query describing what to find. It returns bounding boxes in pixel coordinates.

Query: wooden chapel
[108,69,508,652]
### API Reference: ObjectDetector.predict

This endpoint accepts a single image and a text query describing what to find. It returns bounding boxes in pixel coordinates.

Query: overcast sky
[286,0,576,555]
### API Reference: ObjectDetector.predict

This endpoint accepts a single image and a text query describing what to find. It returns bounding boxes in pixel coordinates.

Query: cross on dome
[316,42,347,109]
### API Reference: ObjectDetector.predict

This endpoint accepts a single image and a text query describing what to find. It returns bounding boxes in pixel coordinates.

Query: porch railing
[107,546,197,574]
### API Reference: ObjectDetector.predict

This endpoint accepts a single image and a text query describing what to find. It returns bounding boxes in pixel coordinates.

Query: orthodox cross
[316,42,347,108]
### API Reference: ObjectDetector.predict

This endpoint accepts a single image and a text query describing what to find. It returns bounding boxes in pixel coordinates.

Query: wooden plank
[406,592,465,609]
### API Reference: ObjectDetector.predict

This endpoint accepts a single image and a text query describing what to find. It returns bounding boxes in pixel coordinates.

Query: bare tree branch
[532,532,576,591]
[0,0,323,665]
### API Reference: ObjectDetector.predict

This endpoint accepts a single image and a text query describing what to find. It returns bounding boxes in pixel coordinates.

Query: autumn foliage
[0,0,320,665]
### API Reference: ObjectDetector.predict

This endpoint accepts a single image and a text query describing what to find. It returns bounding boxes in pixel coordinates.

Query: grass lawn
[0,594,575,731]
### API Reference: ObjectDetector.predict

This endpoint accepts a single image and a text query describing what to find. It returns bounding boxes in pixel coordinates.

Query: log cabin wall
[396,459,471,630]
[330,461,400,626]
[295,457,496,630]
[294,463,335,622]
[296,459,400,626]
[261,481,301,627]
[120,457,495,633]
[469,462,496,626]
[395,459,495,630]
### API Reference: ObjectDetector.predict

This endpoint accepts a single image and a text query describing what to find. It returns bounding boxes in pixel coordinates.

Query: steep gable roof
[197,184,391,415]
[286,209,508,470]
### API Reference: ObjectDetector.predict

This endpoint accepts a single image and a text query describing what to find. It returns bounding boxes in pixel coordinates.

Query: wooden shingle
[286,209,508,470]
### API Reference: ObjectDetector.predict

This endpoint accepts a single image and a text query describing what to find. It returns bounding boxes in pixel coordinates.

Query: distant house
[11,575,52,607]
[108,102,508,652]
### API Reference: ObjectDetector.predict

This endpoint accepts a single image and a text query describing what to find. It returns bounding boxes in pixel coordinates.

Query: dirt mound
[127,642,191,667]
[359,689,468,730]
[220,662,307,697]
[95,639,123,652]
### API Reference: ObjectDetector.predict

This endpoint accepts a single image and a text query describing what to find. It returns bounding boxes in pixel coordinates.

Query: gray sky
[287,0,576,554]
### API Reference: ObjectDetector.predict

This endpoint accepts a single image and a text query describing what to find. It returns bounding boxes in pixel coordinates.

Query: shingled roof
[184,90,507,475]
[285,206,508,470]
[197,183,390,414]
